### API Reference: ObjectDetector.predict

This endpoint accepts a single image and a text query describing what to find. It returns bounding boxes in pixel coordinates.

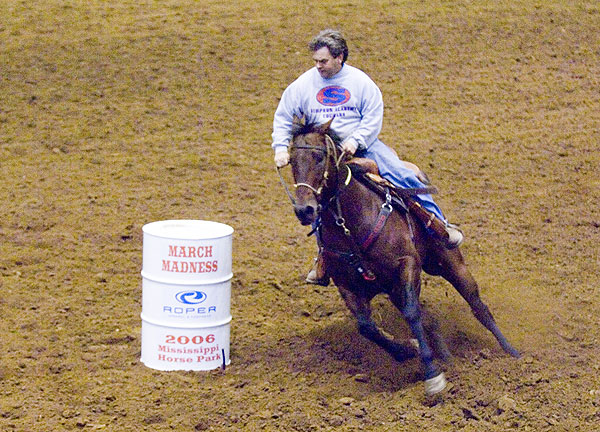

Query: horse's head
[289,117,340,225]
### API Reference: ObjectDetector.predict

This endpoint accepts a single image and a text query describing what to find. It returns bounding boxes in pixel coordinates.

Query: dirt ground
[1,0,599,431]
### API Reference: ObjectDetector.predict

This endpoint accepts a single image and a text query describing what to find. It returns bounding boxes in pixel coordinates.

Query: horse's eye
[312,150,325,162]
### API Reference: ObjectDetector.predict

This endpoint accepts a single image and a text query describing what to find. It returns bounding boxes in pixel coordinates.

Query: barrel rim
[142,219,234,240]
[140,271,233,285]
[141,313,232,329]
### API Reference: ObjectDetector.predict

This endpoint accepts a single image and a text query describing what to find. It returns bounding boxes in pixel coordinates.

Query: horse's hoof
[424,372,447,396]
[509,348,521,358]
[503,343,521,358]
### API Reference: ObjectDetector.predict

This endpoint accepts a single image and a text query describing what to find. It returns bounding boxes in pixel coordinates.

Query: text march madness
[161,244,218,274]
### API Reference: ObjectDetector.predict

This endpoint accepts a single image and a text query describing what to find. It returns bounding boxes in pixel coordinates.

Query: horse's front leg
[337,286,417,362]
[389,256,447,396]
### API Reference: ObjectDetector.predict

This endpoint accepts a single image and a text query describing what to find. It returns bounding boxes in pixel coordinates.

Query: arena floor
[1,1,599,430]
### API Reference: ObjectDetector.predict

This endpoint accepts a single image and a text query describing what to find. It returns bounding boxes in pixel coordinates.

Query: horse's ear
[319,116,334,132]
[293,115,306,126]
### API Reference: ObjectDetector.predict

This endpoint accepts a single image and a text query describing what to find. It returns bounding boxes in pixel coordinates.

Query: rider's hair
[308,29,349,64]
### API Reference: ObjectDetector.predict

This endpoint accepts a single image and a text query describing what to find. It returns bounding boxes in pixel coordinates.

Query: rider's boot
[405,198,464,249]
[306,252,330,286]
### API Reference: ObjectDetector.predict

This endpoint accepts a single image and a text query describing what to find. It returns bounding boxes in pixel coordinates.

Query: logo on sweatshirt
[316,86,351,106]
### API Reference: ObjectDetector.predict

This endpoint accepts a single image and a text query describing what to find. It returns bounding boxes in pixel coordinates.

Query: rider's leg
[359,140,463,248]
[401,160,431,186]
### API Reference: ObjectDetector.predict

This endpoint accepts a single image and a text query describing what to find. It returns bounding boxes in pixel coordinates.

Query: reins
[282,134,379,280]
[277,127,449,283]
[276,165,297,205]
[276,134,347,206]
[278,131,408,282]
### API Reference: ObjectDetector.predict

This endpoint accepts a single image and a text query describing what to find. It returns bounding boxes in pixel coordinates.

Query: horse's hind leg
[421,306,452,362]
[388,256,446,395]
[434,250,520,358]
[337,287,417,363]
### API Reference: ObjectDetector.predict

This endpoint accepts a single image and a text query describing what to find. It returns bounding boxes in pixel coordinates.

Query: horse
[282,117,520,396]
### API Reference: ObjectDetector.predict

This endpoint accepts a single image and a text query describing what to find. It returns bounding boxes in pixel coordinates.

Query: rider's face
[312,47,343,79]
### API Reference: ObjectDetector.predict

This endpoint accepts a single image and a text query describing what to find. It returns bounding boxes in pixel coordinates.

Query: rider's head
[309,29,348,79]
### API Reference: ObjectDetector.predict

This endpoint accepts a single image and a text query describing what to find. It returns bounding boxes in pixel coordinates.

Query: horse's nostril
[294,204,316,225]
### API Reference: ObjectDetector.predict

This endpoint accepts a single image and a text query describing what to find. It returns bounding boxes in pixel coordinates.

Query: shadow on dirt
[232,298,505,394]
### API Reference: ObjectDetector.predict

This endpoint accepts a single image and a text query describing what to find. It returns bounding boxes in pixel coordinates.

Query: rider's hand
[274,149,290,168]
[341,137,358,155]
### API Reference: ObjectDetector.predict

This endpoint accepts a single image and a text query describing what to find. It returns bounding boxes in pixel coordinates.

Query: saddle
[347,157,449,242]
[315,157,450,285]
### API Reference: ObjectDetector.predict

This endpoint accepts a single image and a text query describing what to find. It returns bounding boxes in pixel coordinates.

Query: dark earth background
[1,1,599,430]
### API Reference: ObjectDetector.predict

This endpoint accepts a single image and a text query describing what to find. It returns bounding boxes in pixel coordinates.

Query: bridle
[277,132,394,282]
[277,133,380,282]
[276,134,347,206]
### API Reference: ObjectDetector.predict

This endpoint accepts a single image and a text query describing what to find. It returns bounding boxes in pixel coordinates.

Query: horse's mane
[291,120,342,146]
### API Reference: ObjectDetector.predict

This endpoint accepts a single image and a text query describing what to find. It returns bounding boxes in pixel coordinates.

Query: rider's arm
[272,85,300,153]
[347,76,384,151]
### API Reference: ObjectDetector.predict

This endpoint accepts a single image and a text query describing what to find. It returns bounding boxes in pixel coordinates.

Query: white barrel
[140,220,233,371]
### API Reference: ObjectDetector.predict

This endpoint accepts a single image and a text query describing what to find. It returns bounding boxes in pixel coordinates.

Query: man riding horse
[272,29,463,285]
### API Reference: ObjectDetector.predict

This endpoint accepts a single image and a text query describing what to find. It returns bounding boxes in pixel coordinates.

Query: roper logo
[175,290,207,305]
[316,86,351,106]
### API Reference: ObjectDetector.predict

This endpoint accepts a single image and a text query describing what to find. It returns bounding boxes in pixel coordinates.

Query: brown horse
[284,118,520,396]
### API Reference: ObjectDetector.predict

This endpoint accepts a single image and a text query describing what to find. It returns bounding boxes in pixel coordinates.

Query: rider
[272,29,463,284]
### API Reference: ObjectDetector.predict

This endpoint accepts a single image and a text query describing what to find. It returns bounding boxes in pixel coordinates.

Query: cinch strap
[360,189,394,251]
